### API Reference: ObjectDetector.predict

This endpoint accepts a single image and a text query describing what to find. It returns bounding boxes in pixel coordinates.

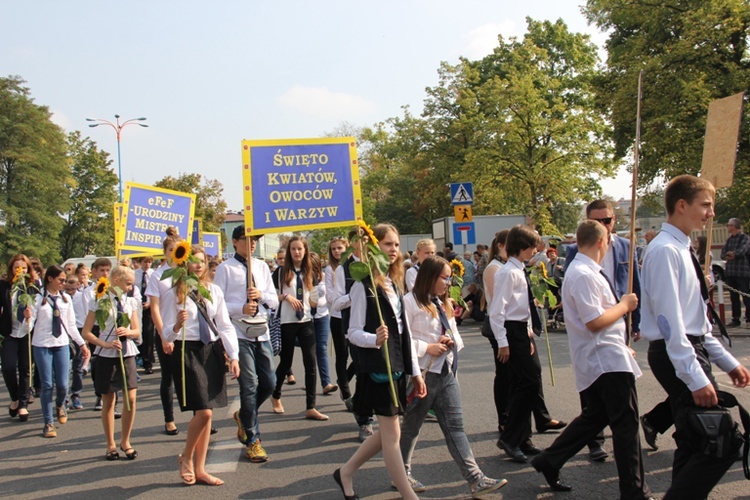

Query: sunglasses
[590,217,613,225]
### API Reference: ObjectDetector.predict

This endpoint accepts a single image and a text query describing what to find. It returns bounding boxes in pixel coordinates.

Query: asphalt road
[1,323,749,499]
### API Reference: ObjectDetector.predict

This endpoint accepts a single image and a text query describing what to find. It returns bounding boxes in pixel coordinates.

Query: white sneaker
[357,423,373,442]
[470,476,508,498]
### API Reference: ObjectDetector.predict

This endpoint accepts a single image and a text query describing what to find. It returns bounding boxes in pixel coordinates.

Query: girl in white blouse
[161,245,240,486]
[82,265,141,461]
[32,265,90,438]
[401,256,506,496]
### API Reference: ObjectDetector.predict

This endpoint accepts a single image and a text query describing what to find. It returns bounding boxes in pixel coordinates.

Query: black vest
[354,277,415,376]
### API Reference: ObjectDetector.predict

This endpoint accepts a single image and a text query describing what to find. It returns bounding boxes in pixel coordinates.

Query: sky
[3,0,631,212]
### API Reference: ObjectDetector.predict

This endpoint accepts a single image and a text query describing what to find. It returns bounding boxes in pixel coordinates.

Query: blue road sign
[450,183,473,205]
[453,222,476,245]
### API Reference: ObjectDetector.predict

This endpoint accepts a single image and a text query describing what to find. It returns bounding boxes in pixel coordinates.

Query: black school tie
[141,272,148,304]
[197,303,212,344]
[525,272,543,334]
[689,249,731,346]
[48,295,62,338]
[431,297,458,374]
[15,292,26,323]
[295,270,304,320]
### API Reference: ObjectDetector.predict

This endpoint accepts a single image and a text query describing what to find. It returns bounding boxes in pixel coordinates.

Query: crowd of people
[1,174,749,498]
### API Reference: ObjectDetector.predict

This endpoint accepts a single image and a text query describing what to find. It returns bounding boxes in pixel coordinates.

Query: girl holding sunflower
[271,236,327,420]
[334,223,426,500]
[32,265,90,438]
[0,254,39,422]
[82,265,141,459]
[146,227,183,435]
[160,245,240,486]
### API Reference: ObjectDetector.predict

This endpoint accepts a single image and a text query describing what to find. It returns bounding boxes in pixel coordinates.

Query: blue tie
[197,309,212,344]
[15,292,26,323]
[48,295,62,338]
[295,270,304,320]
[431,297,458,374]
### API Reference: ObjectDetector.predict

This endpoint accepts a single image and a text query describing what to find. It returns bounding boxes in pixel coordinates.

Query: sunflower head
[538,261,548,279]
[95,277,110,299]
[172,241,192,266]
[12,266,24,283]
[450,259,465,278]
[357,220,378,246]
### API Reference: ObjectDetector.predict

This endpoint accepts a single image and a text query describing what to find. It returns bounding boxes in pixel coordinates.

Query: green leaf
[161,268,177,280]
[449,286,466,307]
[452,276,464,289]
[349,261,371,281]
[372,252,391,275]
[545,290,557,308]
[95,309,109,331]
[111,286,123,299]
[197,284,213,302]
[185,276,199,289]
[118,313,131,328]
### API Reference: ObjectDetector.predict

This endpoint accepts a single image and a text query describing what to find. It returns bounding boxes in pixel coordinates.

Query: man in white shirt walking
[531,221,650,497]
[641,175,750,499]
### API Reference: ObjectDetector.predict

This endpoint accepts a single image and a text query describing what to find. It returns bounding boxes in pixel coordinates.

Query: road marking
[205,396,242,474]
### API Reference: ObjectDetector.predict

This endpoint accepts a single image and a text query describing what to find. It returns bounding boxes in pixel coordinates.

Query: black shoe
[9,404,19,418]
[210,427,218,435]
[588,445,609,462]
[640,415,658,451]
[333,468,359,500]
[114,406,122,420]
[537,419,567,433]
[530,456,573,492]
[144,368,154,375]
[497,438,528,463]
[165,424,180,436]
[521,443,542,455]
[729,319,741,327]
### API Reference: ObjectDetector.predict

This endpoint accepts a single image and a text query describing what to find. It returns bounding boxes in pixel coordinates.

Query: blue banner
[119,182,196,253]
[241,138,362,235]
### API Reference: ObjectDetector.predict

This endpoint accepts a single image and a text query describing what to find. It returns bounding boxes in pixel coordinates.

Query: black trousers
[155,338,175,423]
[535,372,651,499]
[726,275,750,323]
[648,339,737,500]
[643,398,673,434]
[1,336,30,407]
[330,316,351,400]
[500,322,539,447]
[138,308,155,370]
[274,321,317,410]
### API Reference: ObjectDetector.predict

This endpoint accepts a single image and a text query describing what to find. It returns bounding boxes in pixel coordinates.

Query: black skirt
[353,371,408,417]
[171,340,227,412]
[93,356,138,395]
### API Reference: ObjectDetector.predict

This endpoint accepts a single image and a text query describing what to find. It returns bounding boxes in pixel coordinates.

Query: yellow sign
[454,205,473,222]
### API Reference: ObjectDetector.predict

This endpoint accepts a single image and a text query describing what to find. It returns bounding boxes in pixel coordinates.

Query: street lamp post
[86,114,148,202]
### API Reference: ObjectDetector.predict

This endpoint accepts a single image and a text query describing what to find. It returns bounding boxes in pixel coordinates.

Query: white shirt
[31,292,85,348]
[331,255,359,314]
[562,253,641,392]
[134,268,153,303]
[313,281,329,319]
[347,278,420,376]
[278,269,313,324]
[483,258,503,304]
[145,264,172,300]
[641,223,740,391]
[72,291,86,329]
[9,292,31,338]
[89,294,141,358]
[405,265,419,292]
[324,265,341,319]
[403,292,464,374]
[160,283,239,360]
[214,255,278,341]
[489,257,531,347]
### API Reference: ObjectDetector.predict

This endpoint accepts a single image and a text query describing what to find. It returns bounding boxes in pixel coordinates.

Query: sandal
[106,449,120,461]
[195,474,224,486]
[179,454,195,485]
[120,445,138,460]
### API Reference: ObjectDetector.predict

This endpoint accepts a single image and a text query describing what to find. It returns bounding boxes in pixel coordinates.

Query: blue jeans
[313,315,332,388]
[401,364,482,484]
[33,346,70,425]
[237,339,276,444]
[70,338,84,397]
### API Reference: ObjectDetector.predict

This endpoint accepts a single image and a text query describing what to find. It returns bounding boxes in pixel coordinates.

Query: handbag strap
[718,390,750,479]
[188,291,221,339]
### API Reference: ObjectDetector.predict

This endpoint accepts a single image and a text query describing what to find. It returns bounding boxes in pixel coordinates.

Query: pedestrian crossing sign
[450,183,473,205]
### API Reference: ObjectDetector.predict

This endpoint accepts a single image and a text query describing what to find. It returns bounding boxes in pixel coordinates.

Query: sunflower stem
[112,303,131,411]
[366,266,398,409]
[181,302,187,406]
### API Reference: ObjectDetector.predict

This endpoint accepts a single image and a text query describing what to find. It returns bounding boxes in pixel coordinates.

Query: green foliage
[59,131,118,260]
[583,0,750,204]
[348,261,370,281]
[357,19,614,234]
[0,76,71,265]
[154,173,227,233]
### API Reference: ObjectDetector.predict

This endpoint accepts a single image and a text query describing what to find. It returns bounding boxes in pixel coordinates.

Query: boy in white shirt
[405,239,436,292]
[531,220,650,497]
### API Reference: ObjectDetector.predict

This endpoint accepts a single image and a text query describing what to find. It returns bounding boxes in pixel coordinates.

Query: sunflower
[12,266,23,283]
[95,276,110,299]
[357,220,378,245]
[450,259,465,278]
[172,241,192,266]
[538,261,548,279]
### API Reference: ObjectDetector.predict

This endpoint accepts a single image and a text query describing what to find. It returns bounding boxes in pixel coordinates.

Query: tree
[154,173,228,236]
[0,76,71,265]
[59,131,118,260]
[584,0,750,218]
